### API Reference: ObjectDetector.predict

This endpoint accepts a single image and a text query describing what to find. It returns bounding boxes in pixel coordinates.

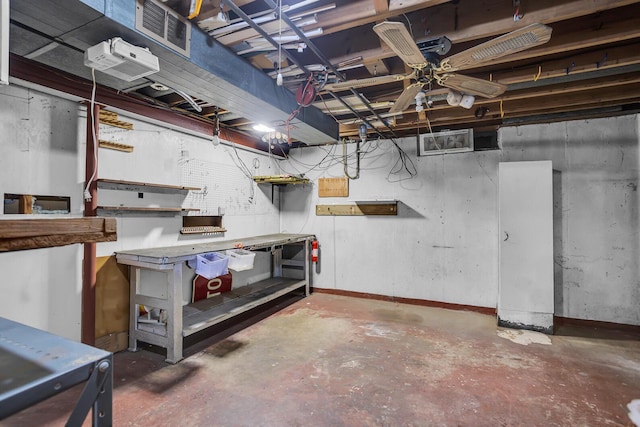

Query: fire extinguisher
[311,239,318,263]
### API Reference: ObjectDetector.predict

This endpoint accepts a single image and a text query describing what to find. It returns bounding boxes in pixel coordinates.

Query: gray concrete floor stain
[3,293,639,426]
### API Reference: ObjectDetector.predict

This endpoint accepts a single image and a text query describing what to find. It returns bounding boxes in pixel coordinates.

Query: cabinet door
[498,161,554,333]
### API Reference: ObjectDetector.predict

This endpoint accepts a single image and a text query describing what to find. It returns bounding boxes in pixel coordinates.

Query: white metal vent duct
[8,0,338,144]
[136,0,191,56]
[418,129,474,156]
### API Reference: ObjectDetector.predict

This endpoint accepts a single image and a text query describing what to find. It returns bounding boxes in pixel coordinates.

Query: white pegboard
[181,157,266,216]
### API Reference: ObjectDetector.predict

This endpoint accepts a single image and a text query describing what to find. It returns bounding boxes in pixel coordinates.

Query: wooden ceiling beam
[196,0,254,21]
[419,84,640,124]
[459,13,640,71]
[327,1,640,73]
[409,0,640,44]
[488,44,640,87]
[338,78,640,135]
[309,0,451,36]
[373,0,389,13]
[419,73,640,115]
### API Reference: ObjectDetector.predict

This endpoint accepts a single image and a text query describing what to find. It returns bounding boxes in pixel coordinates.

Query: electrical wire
[224,127,256,203]
[403,13,414,38]
[83,67,98,201]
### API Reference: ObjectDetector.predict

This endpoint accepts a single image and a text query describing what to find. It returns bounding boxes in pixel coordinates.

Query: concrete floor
[4,293,640,426]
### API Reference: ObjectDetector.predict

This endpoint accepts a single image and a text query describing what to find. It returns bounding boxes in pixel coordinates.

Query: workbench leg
[92,356,113,427]
[66,355,113,427]
[128,267,140,353]
[304,239,310,296]
[272,248,283,278]
[165,263,183,364]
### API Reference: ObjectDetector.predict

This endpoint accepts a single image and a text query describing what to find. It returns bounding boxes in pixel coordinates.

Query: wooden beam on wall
[316,203,398,215]
[0,218,117,252]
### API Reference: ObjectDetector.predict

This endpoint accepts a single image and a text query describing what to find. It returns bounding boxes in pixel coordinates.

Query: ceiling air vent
[136,0,191,57]
[418,129,474,156]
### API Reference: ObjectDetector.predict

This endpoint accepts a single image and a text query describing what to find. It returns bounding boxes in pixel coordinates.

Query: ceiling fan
[325,21,552,113]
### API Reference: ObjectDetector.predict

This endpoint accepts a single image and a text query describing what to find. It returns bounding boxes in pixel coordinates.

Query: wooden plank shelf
[97,179,201,194]
[98,140,134,153]
[253,175,310,185]
[97,206,199,216]
[0,217,117,251]
[316,202,398,216]
[182,278,306,336]
[99,110,133,130]
[180,226,227,234]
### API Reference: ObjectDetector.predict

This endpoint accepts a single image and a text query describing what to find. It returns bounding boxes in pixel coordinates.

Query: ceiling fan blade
[440,23,552,72]
[373,21,427,70]
[438,73,507,98]
[324,73,410,91]
[389,83,424,113]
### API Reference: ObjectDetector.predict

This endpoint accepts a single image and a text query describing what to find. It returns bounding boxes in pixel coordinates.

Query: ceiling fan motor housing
[417,36,452,56]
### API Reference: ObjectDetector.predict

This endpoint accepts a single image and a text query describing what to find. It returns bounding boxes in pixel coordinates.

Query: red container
[191,273,232,302]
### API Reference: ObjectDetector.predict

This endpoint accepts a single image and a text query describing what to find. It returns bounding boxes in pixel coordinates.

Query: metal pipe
[349,89,398,139]
[263,0,344,81]
[343,138,360,180]
[327,90,381,138]
[225,0,309,75]
[82,101,99,345]
[262,0,398,139]
[231,0,395,139]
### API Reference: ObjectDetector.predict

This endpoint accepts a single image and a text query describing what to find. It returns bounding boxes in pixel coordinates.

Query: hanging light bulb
[276,72,283,86]
[446,90,463,106]
[415,90,426,113]
[217,0,227,23]
[459,94,475,109]
[358,123,367,143]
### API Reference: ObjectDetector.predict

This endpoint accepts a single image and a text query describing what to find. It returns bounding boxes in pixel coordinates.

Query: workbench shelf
[116,233,314,363]
[97,179,201,194]
[183,278,305,336]
[96,180,201,217]
[97,206,199,216]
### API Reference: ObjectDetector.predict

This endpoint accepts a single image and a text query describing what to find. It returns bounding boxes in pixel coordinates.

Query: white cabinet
[498,161,554,333]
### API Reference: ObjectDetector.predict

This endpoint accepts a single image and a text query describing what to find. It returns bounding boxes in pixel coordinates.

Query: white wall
[2,80,637,337]
[0,83,282,340]
[281,115,639,326]
[280,138,501,309]
[95,111,282,255]
[0,84,84,339]
[501,116,639,325]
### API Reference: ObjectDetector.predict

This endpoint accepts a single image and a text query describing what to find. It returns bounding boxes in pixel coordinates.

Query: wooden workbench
[116,233,314,363]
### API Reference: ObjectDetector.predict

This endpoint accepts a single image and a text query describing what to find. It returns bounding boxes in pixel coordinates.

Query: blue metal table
[0,317,112,426]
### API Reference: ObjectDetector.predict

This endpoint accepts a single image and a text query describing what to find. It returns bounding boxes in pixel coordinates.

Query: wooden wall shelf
[98,140,134,153]
[316,202,398,216]
[97,206,199,216]
[253,175,310,185]
[180,226,227,234]
[0,217,117,251]
[98,110,133,130]
[97,179,201,194]
[181,215,226,235]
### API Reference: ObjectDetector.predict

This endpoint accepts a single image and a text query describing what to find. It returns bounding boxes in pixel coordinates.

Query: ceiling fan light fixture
[415,90,426,112]
[460,94,475,109]
[446,90,463,106]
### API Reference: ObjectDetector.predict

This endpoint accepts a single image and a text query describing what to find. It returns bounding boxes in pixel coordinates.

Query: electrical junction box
[84,38,159,81]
